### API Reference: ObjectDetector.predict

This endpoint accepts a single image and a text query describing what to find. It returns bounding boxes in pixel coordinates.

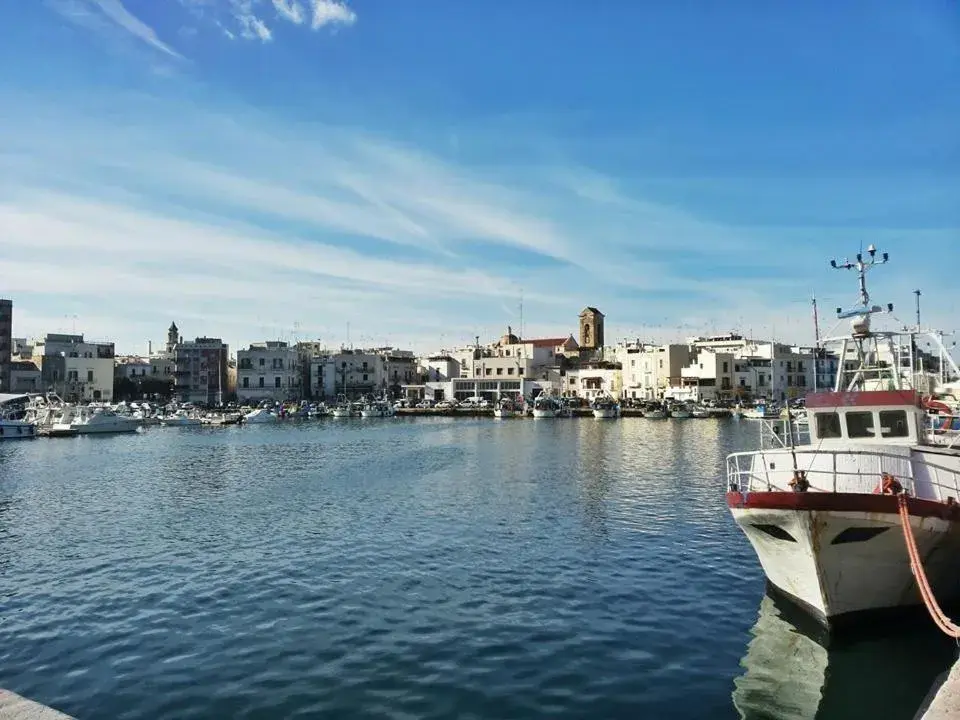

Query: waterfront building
[419,354,461,383]
[174,337,229,406]
[237,341,301,403]
[31,333,116,402]
[115,356,152,379]
[564,363,622,400]
[9,360,41,393]
[615,342,692,400]
[671,349,737,403]
[0,299,11,392]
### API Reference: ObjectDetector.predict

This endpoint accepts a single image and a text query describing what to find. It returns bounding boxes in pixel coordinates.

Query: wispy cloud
[50,0,183,58]
[309,0,356,29]
[272,0,305,24]
[0,90,955,354]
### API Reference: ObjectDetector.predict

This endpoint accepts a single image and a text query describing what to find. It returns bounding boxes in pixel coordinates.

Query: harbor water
[0,418,954,719]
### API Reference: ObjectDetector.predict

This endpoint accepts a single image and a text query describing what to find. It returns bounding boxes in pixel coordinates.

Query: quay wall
[0,689,73,720]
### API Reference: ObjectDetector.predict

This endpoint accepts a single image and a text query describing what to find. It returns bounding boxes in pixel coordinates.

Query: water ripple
[0,418,949,719]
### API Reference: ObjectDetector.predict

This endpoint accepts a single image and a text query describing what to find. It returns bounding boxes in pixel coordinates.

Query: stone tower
[166,322,179,354]
[578,307,604,350]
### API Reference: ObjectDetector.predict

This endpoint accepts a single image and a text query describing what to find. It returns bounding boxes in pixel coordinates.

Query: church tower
[578,307,604,350]
[166,322,179,354]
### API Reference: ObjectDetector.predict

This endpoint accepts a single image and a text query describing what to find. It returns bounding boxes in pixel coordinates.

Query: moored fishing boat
[591,395,620,419]
[493,396,520,418]
[532,394,560,418]
[726,246,960,629]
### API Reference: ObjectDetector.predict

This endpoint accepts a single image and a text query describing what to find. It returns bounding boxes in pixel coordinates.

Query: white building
[564,365,622,400]
[689,336,814,402]
[237,341,301,403]
[615,342,692,401]
[115,356,152,379]
[419,354,461,383]
[31,333,116,402]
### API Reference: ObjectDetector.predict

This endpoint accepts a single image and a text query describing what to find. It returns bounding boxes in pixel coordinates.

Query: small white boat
[331,403,354,418]
[591,396,620,419]
[493,397,520,418]
[644,406,668,419]
[160,410,203,427]
[670,404,692,419]
[742,402,781,420]
[532,395,561,418]
[243,407,277,424]
[0,394,37,440]
[360,399,396,418]
[691,405,711,419]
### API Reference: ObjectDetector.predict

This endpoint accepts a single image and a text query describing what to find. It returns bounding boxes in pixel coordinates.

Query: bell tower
[579,307,604,350]
[166,322,179,354]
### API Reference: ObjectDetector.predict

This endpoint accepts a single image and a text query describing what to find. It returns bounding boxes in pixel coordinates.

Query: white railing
[726,448,960,503]
[924,416,960,450]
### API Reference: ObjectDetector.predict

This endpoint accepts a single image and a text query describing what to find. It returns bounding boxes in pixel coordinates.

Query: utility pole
[914,289,922,330]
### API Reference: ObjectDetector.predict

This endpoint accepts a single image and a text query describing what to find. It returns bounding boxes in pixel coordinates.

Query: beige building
[616,342,692,400]
[237,341,301,403]
[32,333,116,402]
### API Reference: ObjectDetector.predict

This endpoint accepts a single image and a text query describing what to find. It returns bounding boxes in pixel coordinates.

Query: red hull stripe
[726,491,960,521]
[805,390,919,409]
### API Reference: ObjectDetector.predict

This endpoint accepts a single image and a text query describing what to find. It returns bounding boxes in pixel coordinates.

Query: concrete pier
[0,690,73,720]
[916,659,960,719]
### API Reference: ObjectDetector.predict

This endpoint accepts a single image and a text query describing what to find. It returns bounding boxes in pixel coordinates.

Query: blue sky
[1,0,958,356]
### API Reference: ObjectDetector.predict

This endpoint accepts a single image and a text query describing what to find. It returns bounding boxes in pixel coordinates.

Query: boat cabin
[805,390,923,446]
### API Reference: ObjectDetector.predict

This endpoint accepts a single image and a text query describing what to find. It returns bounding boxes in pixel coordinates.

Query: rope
[897,493,960,637]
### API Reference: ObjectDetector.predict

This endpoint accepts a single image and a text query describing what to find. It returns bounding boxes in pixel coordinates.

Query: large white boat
[493,397,521,418]
[50,405,140,436]
[532,394,561,418]
[591,395,620,419]
[726,246,960,628]
[0,394,37,440]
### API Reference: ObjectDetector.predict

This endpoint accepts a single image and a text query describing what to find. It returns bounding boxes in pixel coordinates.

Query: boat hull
[592,408,618,418]
[493,409,516,418]
[73,423,139,435]
[728,491,960,625]
[0,421,37,439]
[532,409,558,418]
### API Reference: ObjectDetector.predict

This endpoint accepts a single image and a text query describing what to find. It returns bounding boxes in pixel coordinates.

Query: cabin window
[815,412,842,439]
[846,411,876,438]
[879,410,909,438]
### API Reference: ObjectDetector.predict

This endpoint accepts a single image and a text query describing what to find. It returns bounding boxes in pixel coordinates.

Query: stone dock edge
[916,658,960,719]
[0,690,73,720]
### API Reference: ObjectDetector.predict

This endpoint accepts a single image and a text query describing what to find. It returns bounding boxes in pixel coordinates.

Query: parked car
[416,400,434,409]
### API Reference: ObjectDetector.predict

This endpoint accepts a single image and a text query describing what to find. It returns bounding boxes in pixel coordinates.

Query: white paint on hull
[732,506,960,620]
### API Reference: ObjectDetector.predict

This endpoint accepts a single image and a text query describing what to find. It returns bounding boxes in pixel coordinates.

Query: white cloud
[272,0,305,24]
[49,0,183,58]
[309,0,356,29]
[238,13,272,41]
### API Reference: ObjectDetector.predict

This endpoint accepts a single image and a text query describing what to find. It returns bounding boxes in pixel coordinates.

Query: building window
[496,367,503,375]
[507,367,514,375]
[259,358,265,367]
[722,361,729,373]
[363,374,368,382]
[259,377,265,388]
[518,368,524,376]
[243,377,249,388]
[275,377,282,388]
[485,368,492,376]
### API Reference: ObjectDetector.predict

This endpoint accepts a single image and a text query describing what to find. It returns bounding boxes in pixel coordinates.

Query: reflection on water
[734,593,956,720]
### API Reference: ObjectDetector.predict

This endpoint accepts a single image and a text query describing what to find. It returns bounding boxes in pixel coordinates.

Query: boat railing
[726,448,960,502]
[923,415,960,450]
[758,418,810,450]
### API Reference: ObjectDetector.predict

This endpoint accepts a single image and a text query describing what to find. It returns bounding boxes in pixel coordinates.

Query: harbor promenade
[0,690,72,720]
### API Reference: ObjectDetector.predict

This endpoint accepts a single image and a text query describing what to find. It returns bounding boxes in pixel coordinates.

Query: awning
[0,393,30,405]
